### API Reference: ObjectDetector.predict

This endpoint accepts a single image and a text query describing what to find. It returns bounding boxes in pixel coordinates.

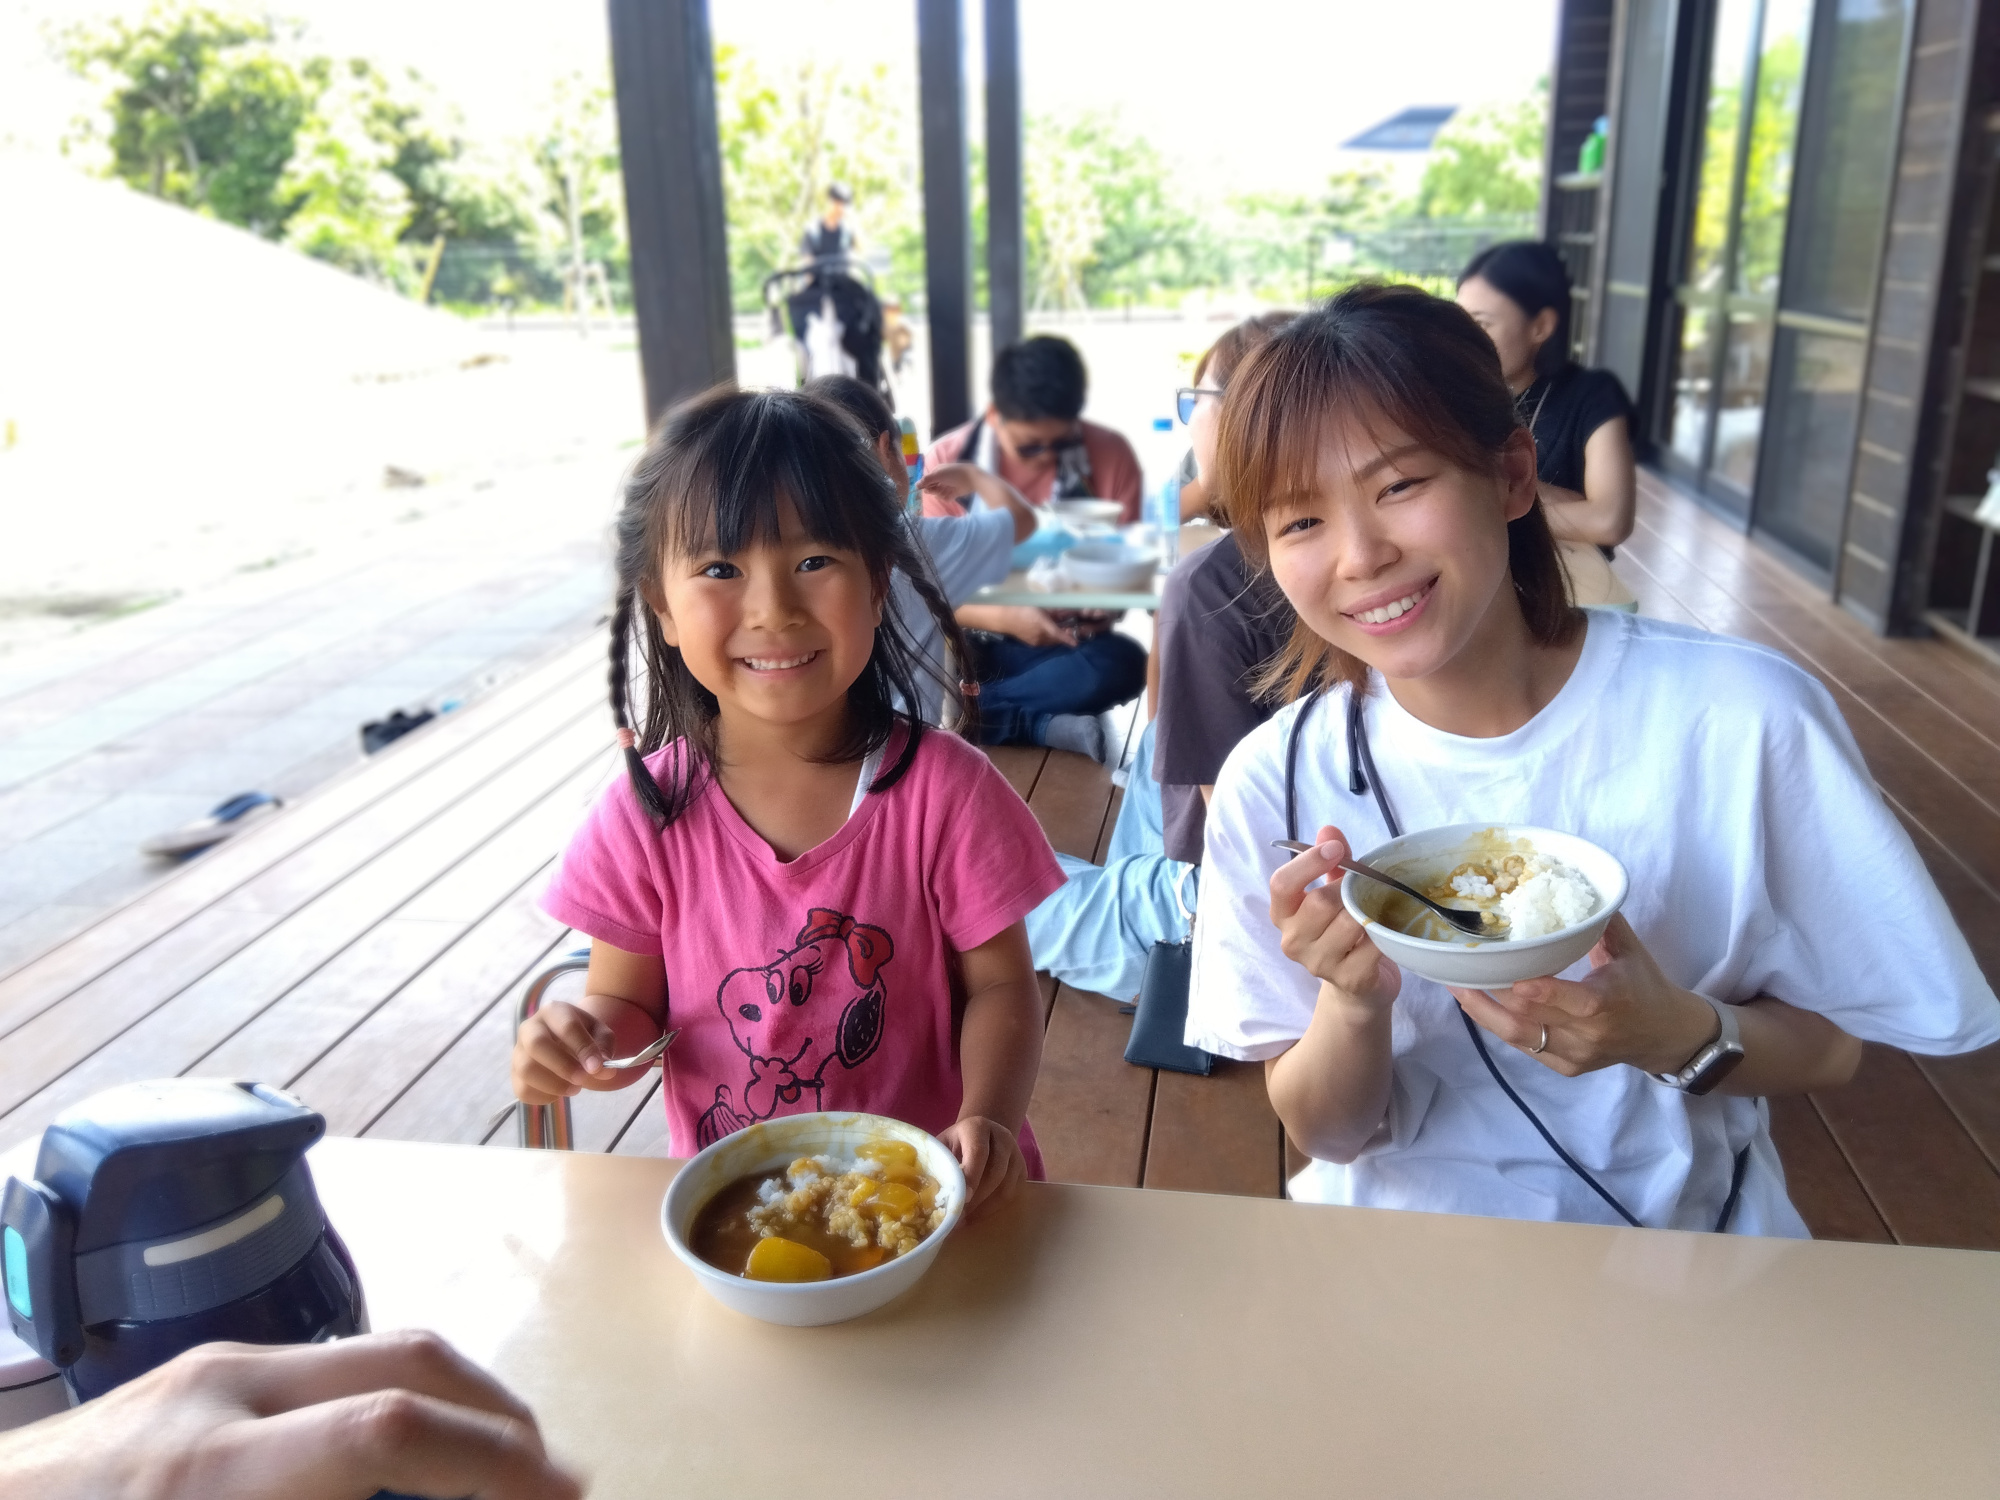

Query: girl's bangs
[662,398,889,565]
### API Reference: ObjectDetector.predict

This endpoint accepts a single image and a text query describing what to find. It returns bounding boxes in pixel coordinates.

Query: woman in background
[1456,241,1636,577]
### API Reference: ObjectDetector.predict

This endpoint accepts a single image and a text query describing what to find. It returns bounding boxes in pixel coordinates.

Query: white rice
[1496,857,1601,940]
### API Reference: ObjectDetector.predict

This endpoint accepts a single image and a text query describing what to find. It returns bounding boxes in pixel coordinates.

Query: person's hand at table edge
[0,1330,586,1500]
[940,1115,1027,1221]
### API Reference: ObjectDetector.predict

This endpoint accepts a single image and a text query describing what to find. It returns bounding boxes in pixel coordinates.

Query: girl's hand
[1269,825,1402,1014]
[940,1115,1027,1220]
[511,999,634,1104]
[1449,913,1718,1077]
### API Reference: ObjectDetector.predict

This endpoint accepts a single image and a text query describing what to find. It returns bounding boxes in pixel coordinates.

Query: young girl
[1186,284,2000,1234]
[512,387,1064,1213]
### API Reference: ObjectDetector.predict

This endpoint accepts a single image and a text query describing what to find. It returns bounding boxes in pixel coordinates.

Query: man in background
[919,336,1146,763]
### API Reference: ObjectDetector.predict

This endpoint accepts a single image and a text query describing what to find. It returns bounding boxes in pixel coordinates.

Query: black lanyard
[1283,688,1749,1233]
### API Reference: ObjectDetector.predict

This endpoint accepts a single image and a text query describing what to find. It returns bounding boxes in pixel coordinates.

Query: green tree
[278,58,412,281]
[1414,88,1547,219]
[1024,112,1218,308]
[714,45,922,311]
[59,7,316,235]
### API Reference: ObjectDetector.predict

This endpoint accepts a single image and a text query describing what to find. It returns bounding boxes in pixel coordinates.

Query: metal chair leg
[515,953,590,1149]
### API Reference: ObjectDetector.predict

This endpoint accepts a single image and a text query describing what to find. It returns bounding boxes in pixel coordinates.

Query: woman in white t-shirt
[1187,285,2000,1234]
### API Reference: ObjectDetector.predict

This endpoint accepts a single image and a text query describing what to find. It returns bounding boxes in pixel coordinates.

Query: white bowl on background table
[1340,823,1628,990]
[661,1112,965,1327]
[1059,543,1157,592]
[1049,498,1124,532]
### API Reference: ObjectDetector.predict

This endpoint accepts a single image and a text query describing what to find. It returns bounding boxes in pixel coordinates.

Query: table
[965,567,1163,612]
[310,1137,2000,1499]
[964,520,1225,611]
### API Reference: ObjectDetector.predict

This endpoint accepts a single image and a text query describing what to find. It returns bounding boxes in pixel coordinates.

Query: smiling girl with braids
[511,387,1063,1214]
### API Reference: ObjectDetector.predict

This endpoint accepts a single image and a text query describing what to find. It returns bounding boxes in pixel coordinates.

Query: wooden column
[607,0,735,427]
[985,0,1026,355]
[918,0,973,434]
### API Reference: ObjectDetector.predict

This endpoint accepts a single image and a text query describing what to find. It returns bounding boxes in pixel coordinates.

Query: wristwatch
[1657,994,1745,1096]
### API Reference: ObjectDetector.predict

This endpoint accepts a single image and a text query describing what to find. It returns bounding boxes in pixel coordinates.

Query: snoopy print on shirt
[695,907,892,1147]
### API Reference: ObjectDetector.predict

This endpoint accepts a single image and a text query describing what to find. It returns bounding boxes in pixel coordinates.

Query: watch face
[1685,1045,1746,1097]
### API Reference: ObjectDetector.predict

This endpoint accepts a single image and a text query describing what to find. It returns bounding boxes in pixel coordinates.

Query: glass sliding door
[1661,0,1811,516]
[1752,0,1912,572]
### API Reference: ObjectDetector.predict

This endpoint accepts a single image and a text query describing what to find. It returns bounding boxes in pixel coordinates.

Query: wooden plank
[1143,1061,1283,1199]
[0,635,602,1011]
[568,1075,663,1154]
[1028,981,1152,1188]
[366,985,521,1146]
[1765,1095,1894,1244]
[1025,749,1116,859]
[1756,600,2000,809]
[610,1081,672,1157]
[185,756,608,1089]
[1812,1044,2000,1250]
[297,887,572,1136]
[0,711,612,1145]
[982,744,1045,802]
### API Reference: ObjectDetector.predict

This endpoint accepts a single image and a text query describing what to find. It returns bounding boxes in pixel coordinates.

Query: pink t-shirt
[541,726,1064,1168]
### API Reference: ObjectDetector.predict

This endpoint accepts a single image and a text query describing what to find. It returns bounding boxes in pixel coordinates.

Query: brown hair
[1193,309,1296,387]
[1215,282,1579,702]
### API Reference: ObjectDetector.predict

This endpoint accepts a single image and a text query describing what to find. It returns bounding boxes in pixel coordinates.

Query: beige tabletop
[308,1136,2000,1499]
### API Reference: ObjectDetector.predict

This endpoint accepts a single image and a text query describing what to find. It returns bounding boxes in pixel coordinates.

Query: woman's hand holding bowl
[1270,826,1403,1017]
[1448,913,1717,1077]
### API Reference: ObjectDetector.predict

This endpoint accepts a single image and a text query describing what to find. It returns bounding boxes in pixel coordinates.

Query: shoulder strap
[1283,691,1322,844]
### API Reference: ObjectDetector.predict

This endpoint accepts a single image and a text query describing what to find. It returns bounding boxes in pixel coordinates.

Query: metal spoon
[1270,839,1497,937]
[483,1030,680,1136]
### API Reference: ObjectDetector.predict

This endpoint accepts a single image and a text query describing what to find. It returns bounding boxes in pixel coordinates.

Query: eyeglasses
[1176,387,1224,425]
[1009,432,1085,461]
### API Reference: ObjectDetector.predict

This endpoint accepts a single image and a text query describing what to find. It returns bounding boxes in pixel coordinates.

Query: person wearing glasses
[1019,315,1296,1000]
[1152,312,1297,864]
[921,335,1147,761]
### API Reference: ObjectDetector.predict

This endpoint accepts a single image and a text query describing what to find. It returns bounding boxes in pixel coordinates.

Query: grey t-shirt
[1152,531,1290,862]
[894,507,1016,722]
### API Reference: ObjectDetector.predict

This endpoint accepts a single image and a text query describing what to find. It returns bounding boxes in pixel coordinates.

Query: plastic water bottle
[1578,116,1608,176]
[898,416,923,510]
[1141,416,1184,568]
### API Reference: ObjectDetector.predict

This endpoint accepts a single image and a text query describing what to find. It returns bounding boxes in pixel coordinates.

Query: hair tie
[616,727,637,750]
[958,680,981,698]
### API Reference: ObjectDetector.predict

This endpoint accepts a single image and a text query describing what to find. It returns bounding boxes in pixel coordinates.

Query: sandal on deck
[140,792,284,858]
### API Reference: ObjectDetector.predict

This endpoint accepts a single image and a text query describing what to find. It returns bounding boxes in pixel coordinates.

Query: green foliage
[1025,112,1224,309]
[713,44,923,312]
[60,7,315,235]
[1414,87,1548,219]
[1734,29,1804,295]
[278,58,413,280]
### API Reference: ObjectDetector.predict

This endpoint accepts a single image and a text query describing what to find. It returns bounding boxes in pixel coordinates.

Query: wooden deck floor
[0,471,1994,1245]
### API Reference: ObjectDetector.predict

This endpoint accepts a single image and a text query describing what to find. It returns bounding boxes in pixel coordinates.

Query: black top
[1519,364,1632,495]
[1152,532,1291,864]
[800,219,854,264]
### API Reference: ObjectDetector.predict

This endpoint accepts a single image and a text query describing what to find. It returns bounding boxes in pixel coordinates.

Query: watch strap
[1658,994,1745,1095]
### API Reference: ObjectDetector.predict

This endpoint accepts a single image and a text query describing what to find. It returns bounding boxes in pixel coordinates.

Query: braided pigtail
[607,586,672,826]
[894,543,980,744]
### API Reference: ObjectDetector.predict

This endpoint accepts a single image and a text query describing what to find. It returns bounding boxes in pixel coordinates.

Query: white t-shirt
[893,508,1015,723]
[1188,609,2000,1235]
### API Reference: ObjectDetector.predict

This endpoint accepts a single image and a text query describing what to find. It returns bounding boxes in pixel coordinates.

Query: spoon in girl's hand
[485,1030,680,1136]
[593,1029,680,1072]
[1270,839,1496,937]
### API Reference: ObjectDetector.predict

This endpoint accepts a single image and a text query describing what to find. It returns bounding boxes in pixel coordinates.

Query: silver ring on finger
[1527,1024,1549,1055]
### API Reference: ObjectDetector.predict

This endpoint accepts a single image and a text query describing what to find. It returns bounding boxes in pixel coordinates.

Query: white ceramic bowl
[661,1112,966,1327]
[1059,543,1157,591]
[1339,824,1628,990]
[1049,498,1124,531]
